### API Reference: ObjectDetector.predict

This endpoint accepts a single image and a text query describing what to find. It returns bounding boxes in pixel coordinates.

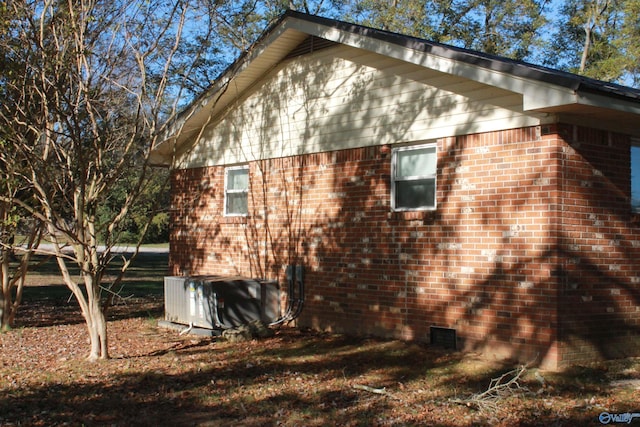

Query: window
[633,142,639,212]
[224,165,249,216]
[391,143,437,211]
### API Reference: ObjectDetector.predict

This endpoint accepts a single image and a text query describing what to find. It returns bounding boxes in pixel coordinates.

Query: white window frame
[224,165,249,216]
[632,139,640,213]
[391,142,437,211]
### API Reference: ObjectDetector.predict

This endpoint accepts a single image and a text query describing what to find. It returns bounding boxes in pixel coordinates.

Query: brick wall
[169,124,640,368]
[552,124,640,365]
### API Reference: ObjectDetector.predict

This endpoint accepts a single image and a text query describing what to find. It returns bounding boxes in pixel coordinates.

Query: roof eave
[151,12,310,167]
[151,10,640,166]
[284,12,640,115]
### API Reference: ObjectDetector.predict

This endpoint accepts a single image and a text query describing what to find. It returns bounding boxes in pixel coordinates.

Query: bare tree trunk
[46,218,108,360]
[1,217,39,331]
[86,273,109,360]
[1,255,8,331]
[86,289,109,361]
[0,203,10,330]
[580,0,611,73]
[580,24,593,72]
[1,260,28,330]
[59,265,110,360]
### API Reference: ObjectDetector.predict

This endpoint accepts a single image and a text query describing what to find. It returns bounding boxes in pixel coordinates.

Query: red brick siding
[169,124,640,368]
[553,125,640,364]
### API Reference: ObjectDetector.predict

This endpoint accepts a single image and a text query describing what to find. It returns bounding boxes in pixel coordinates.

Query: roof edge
[152,9,640,167]
[284,10,640,102]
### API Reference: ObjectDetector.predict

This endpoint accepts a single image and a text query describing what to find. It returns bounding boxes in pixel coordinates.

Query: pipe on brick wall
[270,264,305,326]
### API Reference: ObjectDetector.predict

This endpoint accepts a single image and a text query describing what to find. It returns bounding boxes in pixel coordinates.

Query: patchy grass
[1,253,639,426]
[20,251,167,297]
[11,252,166,329]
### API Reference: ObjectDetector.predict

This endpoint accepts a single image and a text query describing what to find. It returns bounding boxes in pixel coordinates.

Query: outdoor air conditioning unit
[163,275,280,332]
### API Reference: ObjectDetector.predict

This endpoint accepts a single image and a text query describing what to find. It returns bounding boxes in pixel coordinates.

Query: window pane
[226,193,248,215]
[633,145,639,211]
[395,179,435,209]
[397,147,436,177]
[227,168,248,190]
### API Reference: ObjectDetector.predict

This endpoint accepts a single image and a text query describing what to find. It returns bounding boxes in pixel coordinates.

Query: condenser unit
[162,275,280,332]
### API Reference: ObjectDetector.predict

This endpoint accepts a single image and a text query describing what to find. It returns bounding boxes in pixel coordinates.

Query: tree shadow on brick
[167,39,640,369]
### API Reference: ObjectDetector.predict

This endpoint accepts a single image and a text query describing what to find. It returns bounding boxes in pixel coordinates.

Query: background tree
[344,0,433,37]
[0,0,226,359]
[614,0,640,85]
[0,2,45,331]
[97,169,170,244]
[345,0,550,60]
[343,0,638,85]
[0,143,44,331]
[545,0,640,84]
[460,0,550,60]
[209,0,346,58]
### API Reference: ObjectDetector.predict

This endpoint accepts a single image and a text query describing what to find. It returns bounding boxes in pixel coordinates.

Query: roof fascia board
[575,90,640,115]
[524,81,640,113]
[522,85,578,111]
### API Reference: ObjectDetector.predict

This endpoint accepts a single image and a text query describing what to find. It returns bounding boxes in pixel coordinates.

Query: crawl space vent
[430,326,457,350]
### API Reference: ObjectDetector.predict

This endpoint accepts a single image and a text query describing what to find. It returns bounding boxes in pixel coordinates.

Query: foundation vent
[430,326,457,350]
